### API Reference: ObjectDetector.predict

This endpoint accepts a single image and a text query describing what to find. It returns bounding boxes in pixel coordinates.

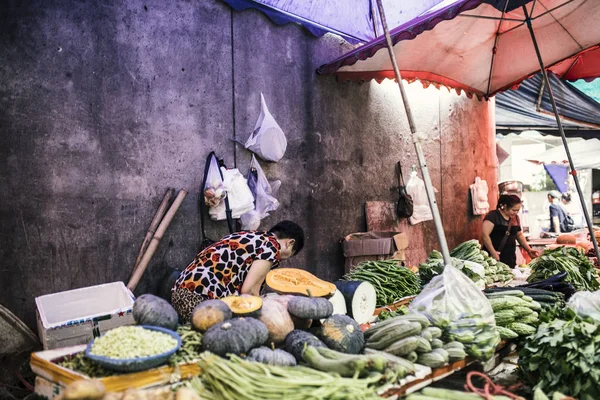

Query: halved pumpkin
[266,269,336,298]
[221,295,262,316]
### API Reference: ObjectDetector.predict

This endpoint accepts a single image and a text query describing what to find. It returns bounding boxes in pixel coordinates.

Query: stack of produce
[418,250,486,289]
[342,260,421,307]
[482,289,545,340]
[528,247,599,293]
[519,313,600,399]
[485,286,566,315]
[451,240,513,286]
[363,314,467,369]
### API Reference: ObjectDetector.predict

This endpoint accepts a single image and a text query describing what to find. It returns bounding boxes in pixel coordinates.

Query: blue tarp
[220,0,445,44]
[496,72,600,139]
[544,164,569,193]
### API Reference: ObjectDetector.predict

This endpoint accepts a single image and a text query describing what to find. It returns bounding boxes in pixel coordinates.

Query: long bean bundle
[187,352,390,400]
[343,260,421,307]
[528,247,599,291]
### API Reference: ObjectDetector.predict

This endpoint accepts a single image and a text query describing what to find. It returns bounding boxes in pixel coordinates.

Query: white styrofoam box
[35,282,135,350]
[34,375,63,399]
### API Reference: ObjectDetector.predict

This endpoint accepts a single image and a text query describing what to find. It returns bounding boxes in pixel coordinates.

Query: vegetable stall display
[342,260,421,307]
[528,247,600,292]
[451,240,513,286]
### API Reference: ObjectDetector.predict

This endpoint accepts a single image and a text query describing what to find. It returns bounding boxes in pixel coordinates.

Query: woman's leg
[172,287,205,323]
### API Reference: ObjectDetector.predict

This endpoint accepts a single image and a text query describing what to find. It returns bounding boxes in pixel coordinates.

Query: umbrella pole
[375,0,452,266]
[523,6,600,258]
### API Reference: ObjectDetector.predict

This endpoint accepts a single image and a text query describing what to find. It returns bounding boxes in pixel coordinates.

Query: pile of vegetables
[481,289,545,339]
[89,326,178,359]
[168,325,203,365]
[418,250,485,289]
[451,240,513,286]
[518,272,576,300]
[185,352,396,400]
[363,314,467,369]
[528,247,599,292]
[343,260,421,306]
[519,311,600,399]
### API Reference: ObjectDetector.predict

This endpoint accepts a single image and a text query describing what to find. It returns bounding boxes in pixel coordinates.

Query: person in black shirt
[482,194,539,268]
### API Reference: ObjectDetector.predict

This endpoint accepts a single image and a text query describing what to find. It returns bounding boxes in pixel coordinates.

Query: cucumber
[528,300,542,311]
[448,330,476,344]
[431,348,449,363]
[363,348,415,374]
[420,329,433,342]
[382,336,420,357]
[417,351,446,368]
[421,388,483,399]
[415,336,432,353]
[443,341,465,350]
[431,339,444,349]
[424,326,442,339]
[446,347,467,362]
[406,351,418,363]
[522,295,533,302]
[485,290,524,299]
[366,322,422,350]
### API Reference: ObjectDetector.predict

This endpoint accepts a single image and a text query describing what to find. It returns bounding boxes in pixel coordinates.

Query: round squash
[191,299,232,332]
[287,296,334,320]
[269,295,313,329]
[244,317,269,347]
[202,318,262,356]
[266,268,336,297]
[133,294,179,331]
[318,315,364,354]
[221,295,262,316]
[247,346,297,367]
[284,329,325,361]
[257,298,294,345]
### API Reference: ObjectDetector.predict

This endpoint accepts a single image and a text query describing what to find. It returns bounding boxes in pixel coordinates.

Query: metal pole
[375,0,452,266]
[523,6,600,258]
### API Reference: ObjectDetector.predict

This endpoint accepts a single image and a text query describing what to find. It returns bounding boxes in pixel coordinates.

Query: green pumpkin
[284,329,325,361]
[318,315,364,354]
[287,297,334,320]
[247,346,297,367]
[191,299,232,332]
[133,294,179,331]
[202,318,265,356]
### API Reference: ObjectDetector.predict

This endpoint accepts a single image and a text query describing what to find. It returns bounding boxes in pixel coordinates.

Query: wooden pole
[127,189,188,291]
[130,188,175,280]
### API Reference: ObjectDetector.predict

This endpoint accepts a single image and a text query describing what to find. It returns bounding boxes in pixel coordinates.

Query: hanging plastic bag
[396,162,414,219]
[245,93,287,162]
[204,154,227,208]
[409,265,500,361]
[240,156,280,230]
[406,171,436,225]
[470,177,490,215]
[567,291,600,323]
[209,167,255,220]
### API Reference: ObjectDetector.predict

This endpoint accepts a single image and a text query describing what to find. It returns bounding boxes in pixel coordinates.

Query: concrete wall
[0,0,497,330]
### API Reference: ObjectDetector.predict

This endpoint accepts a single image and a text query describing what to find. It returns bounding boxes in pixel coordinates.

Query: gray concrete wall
[0,0,497,330]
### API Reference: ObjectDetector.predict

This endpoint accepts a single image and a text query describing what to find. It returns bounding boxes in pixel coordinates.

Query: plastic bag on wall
[209,167,255,220]
[204,154,227,208]
[240,155,280,230]
[470,177,490,215]
[245,93,287,162]
[406,171,436,225]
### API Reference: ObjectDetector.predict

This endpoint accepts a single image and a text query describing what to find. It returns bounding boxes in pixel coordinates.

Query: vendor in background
[561,192,583,229]
[548,191,569,233]
[171,220,304,322]
[482,194,539,268]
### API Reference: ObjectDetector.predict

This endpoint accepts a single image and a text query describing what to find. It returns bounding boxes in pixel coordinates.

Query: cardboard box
[343,232,408,273]
[35,282,135,350]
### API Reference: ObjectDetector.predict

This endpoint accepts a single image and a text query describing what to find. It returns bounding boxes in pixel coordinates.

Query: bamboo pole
[127,189,188,291]
[129,188,175,281]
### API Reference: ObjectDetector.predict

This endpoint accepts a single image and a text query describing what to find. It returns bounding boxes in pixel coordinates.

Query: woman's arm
[481,220,500,260]
[240,260,274,296]
[517,231,539,258]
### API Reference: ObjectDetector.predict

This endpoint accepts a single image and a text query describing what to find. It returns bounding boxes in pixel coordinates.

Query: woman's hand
[527,249,539,258]
[492,252,500,261]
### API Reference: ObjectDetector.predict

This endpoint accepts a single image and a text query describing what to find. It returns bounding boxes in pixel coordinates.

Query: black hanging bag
[396,161,414,219]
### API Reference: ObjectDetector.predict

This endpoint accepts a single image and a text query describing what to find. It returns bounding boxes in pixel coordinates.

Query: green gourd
[287,296,334,320]
[133,294,179,331]
[247,346,297,367]
[202,318,265,356]
[318,315,365,354]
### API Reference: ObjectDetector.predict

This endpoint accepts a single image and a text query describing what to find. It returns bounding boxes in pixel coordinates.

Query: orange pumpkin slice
[221,295,262,316]
[266,268,336,298]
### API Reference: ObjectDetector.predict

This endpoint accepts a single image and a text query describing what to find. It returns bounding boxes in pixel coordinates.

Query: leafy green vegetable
[377,306,409,321]
[519,311,600,399]
[528,247,600,291]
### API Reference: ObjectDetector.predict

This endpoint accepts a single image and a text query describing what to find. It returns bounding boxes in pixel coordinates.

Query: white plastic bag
[406,171,436,225]
[568,291,600,323]
[245,93,287,162]
[209,167,255,220]
[470,177,490,215]
[240,156,280,230]
[204,154,226,208]
[409,265,500,361]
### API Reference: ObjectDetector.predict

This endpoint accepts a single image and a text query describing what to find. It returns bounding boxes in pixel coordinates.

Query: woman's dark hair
[561,192,572,203]
[269,220,305,255]
[497,194,522,210]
